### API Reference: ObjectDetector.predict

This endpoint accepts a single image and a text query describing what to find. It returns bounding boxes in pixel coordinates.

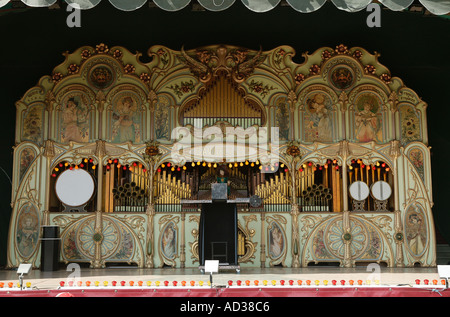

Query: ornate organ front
[8,43,434,270]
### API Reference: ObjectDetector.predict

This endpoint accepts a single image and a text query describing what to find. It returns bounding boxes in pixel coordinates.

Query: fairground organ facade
[8,43,435,269]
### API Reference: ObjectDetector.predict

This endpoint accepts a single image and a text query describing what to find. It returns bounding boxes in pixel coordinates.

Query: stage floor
[0,265,448,297]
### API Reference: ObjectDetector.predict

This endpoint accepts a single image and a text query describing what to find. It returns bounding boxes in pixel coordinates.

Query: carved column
[146,203,155,268]
[91,210,104,268]
[91,140,106,268]
[342,210,353,268]
[144,144,160,268]
[260,211,266,268]
[42,140,55,226]
[180,211,186,268]
[391,140,404,267]
[290,204,300,268]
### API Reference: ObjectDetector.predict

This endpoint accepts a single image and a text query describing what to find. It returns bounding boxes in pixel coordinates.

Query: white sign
[204,260,219,273]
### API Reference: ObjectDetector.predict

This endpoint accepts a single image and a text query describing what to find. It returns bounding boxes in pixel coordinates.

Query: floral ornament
[167,80,195,98]
[335,44,349,55]
[274,48,286,66]
[96,43,109,54]
[309,64,320,75]
[112,49,123,60]
[157,48,165,56]
[140,73,151,84]
[380,73,392,84]
[286,145,301,157]
[294,73,305,85]
[52,72,63,83]
[124,64,136,74]
[352,50,363,59]
[248,80,276,98]
[364,64,376,75]
[321,50,333,61]
[145,145,159,157]
[68,64,80,75]
[157,48,169,65]
[81,49,92,60]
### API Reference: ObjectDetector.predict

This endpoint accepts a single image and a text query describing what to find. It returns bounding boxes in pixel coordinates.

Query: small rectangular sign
[204,260,219,273]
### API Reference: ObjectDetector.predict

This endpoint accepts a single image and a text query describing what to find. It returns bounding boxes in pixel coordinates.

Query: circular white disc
[371,180,392,201]
[55,169,95,207]
[349,181,370,201]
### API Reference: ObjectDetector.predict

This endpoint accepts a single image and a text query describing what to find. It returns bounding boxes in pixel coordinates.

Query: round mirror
[55,169,95,207]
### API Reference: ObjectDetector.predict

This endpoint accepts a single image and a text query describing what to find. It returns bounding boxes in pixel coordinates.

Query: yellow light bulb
[54,167,59,172]
[191,162,195,167]
[229,163,233,168]
[92,165,96,170]
[213,163,217,168]
[161,164,165,168]
[197,161,201,165]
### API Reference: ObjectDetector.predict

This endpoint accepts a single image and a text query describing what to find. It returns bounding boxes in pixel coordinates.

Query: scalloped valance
[1,0,449,15]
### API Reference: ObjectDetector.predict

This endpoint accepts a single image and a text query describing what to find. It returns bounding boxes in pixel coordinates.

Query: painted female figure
[355,102,379,142]
[306,93,332,142]
[112,96,140,143]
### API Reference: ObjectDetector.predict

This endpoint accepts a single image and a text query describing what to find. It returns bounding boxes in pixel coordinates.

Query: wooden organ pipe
[182,76,262,128]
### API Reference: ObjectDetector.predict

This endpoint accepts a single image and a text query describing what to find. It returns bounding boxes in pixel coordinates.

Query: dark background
[0,1,449,267]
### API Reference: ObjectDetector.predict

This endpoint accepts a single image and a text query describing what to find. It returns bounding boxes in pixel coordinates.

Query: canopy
[1,0,450,15]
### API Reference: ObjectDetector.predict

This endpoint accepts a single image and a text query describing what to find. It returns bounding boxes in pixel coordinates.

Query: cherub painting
[111,95,141,143]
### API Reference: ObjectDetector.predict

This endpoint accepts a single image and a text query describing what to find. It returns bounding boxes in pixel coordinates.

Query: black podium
[40,226,61,271]
[199,202,238,267]
[195,183,240,273]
